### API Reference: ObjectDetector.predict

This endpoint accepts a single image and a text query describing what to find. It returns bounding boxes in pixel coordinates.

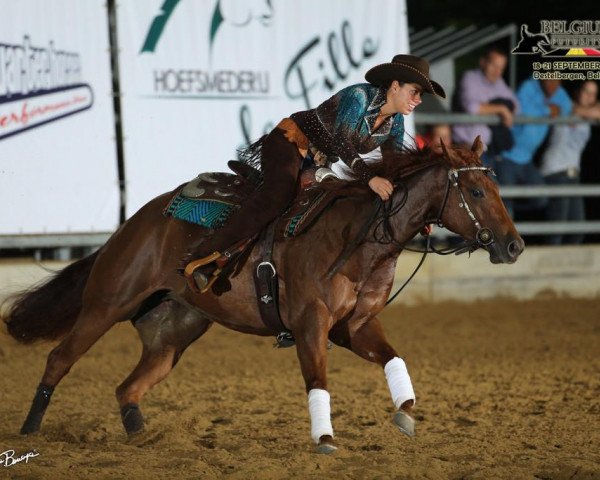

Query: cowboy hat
[365,54,446,98]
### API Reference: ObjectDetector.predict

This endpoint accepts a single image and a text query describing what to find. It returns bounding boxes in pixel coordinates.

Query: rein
[376,166,495,256]
[383,165,496,305]
[331,164,495,305]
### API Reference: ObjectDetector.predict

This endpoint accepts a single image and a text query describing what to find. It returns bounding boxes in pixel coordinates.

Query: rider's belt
[276,118,335,168]
[276,118,310,157]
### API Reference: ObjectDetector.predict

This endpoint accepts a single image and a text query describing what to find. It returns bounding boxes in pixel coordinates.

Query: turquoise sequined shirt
[291,83,405,181]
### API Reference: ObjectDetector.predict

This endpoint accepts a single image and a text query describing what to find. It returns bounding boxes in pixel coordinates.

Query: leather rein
[327,164,496,305]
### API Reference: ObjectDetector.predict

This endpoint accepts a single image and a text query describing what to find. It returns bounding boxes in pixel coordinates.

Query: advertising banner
[0,0,120,235]
[117,0,410,216]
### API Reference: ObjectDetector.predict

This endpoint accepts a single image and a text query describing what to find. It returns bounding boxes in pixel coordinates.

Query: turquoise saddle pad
[164,193,235,229]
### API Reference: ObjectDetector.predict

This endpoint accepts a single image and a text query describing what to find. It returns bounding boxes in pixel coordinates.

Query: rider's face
[387,81,423,115]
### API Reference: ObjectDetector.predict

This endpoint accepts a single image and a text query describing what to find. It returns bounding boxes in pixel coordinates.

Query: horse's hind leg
[21,301,135,434]
[115,300,212,436]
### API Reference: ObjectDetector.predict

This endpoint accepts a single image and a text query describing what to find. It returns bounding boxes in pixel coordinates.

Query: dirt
[1,297,599,479]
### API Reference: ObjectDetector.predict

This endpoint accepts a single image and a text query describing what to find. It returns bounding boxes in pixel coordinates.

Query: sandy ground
[1,296,599,479]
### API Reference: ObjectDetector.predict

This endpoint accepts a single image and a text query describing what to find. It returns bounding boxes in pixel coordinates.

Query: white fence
[1,3,599,251]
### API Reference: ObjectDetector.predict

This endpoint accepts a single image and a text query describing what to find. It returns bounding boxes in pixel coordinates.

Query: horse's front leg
[292,301,336,454]
[330,317,417,437]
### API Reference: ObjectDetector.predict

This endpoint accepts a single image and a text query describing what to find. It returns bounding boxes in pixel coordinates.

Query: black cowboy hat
[365,54,446,98]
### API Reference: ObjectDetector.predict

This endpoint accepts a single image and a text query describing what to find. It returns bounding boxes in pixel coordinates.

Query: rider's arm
[328,86,377,183]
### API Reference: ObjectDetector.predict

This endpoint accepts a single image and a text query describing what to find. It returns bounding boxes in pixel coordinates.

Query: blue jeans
[544,171,585,245]
[495,156,547,217]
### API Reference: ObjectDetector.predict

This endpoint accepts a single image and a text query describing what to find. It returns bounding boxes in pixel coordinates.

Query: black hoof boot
[20,384,55,435]
[121,403,145,436]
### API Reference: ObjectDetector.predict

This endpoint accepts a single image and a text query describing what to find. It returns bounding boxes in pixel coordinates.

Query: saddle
[163,161,258,229]
[164,161,343,238]
[165,162,366,345]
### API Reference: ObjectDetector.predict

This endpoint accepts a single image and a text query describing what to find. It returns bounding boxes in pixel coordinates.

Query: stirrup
[184,252,222,293]
[184,251,222,277]
[187,265,223,294]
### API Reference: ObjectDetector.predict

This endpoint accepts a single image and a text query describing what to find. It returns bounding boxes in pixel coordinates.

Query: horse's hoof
[126,429,166,447]
[126,428,146,442]
[316,435,337,454]
[393,410,416,437]
[120,403,145,436]
[20,423,40,435]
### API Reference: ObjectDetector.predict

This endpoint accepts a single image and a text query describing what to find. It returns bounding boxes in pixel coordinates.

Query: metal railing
[2,184,599,250]
[414,112,600,237]
[1,115,599,251]
[500,185,600,235]
[414,113,600,126]
[0,233,112,249]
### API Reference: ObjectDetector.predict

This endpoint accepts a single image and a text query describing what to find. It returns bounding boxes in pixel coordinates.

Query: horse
[2,137,524,453]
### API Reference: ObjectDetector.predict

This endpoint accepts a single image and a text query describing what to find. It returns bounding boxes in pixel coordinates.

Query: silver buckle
[256,261,276,278]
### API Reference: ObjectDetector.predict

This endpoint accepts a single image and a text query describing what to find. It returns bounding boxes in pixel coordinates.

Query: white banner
[117,0,410,217]
[0,1,119,235]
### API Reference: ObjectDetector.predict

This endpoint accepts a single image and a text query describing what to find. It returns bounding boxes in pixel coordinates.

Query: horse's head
[319,140,524,264]
[433,137,524,264]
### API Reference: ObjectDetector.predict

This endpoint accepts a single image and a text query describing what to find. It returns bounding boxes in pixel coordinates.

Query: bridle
[373,164,497,305]
[424,166,496,252]
[326,162,498,301]
[373,164,496,254]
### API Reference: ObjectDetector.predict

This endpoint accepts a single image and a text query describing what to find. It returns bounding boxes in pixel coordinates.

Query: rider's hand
[368,176,394,201]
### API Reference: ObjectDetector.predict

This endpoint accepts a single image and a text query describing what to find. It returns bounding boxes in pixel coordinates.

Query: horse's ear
[471,135,485,157]
[440,138,452,161]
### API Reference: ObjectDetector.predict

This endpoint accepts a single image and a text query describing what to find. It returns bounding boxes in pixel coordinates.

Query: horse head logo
[140,0,273,56]
[512,24,551,55]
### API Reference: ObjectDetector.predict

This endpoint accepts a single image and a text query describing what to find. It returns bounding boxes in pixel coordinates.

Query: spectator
[417,124,452,154]
[453,46,519,166]
[540,80,600,245]
[497,79,572,216]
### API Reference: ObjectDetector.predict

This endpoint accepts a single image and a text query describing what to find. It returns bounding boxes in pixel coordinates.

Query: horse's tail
[2,251,100,344]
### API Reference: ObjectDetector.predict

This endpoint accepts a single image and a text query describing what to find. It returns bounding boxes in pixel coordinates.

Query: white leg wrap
[307,389,334,444]
[384,357,416,409]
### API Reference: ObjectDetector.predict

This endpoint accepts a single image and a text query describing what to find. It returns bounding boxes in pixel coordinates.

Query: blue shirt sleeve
[329,85,368,166]
[333,85,368,134]
[517,80,550,116]
[551,87,573,116]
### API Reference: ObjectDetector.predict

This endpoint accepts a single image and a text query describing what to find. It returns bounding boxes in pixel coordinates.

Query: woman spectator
[540,80,600,245]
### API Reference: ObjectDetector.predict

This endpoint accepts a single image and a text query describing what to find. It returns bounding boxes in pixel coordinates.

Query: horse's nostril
[507,240,522,258]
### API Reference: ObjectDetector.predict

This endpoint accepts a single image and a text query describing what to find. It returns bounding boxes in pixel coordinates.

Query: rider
[184,54,446,290]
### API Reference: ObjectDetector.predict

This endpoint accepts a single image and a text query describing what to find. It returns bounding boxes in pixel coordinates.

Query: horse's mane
[316,144,483,193]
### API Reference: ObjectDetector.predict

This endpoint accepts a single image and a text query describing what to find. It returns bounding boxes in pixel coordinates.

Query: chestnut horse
[3,138,523,453]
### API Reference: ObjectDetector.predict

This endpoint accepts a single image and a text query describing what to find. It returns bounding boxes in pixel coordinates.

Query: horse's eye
[471,188,484,198]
